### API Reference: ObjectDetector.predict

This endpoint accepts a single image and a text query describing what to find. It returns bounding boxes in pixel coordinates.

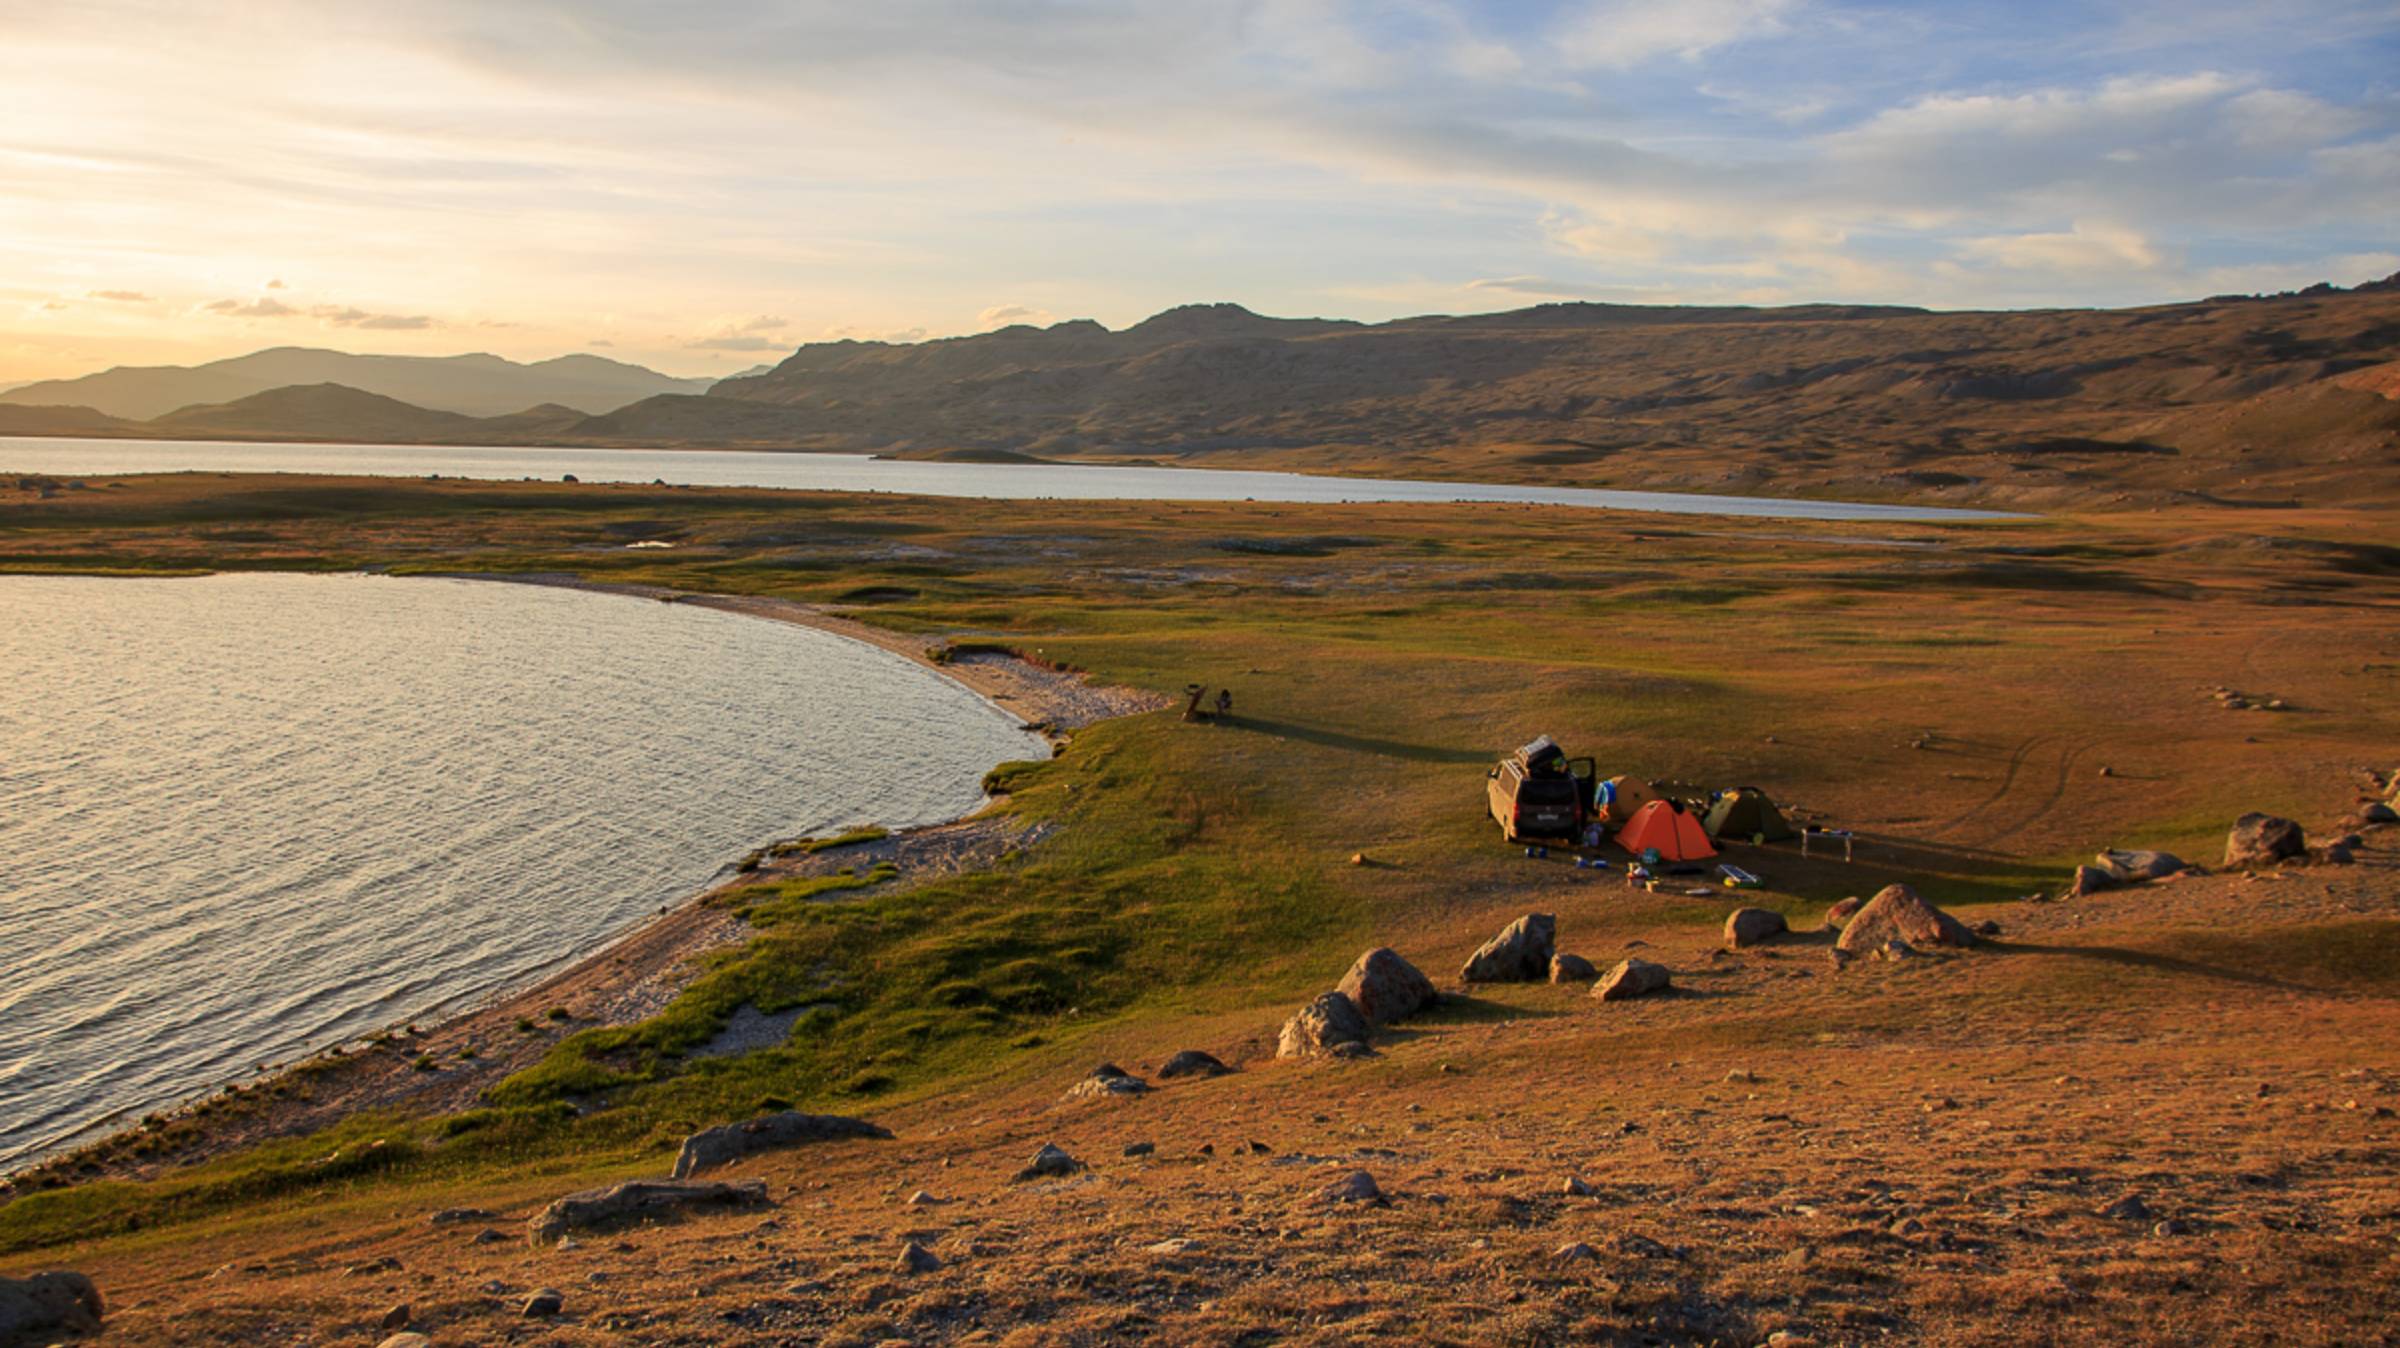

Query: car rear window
[1517,778,1577,805]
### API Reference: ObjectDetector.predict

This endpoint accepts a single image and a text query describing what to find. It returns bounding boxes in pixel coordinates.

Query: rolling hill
[6,282,2398,506]
[0,347,714,420]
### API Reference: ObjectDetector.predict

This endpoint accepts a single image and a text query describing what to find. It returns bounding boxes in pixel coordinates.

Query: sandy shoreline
[5,575,1164,1186]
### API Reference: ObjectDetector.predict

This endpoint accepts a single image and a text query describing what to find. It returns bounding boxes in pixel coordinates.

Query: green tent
[1702,787,1797,842]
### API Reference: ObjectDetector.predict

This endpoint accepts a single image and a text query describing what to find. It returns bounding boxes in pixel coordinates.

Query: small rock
[1015,1143,1083,1181]
[1064,1063,1151,1101]
[1726,1068,1761,1084]
[428,1207,494,1225]
[671,1111,890,1179]
[1460,913,1556,983]
[1562,1175,1596,1197]
[2224,813,2306,868]
[529,1179,770,1244]
[1145,1237,1193,1254]
[905,1190,942,1206]
[2318,842,2354,866]
[1593,958,1671,1001]
[1329,1039,1376,1059]
[1823,897,1862,930]
[1553,1241,1600,1262]
[1277,991,1369,1058]
[522,1287,565,1318]
[1724,908,1788,948]
[381,1303,412,1331]
[1156,1049,1233,1079]
[2362,802,2398,825]
[2099,1194,2154,1222]
[2066,864,2119,898]
[895,1241,941,1274]
[2154,1219,2191,1237]
[1122,1142,1156,1158]
[377,1335,431,1348]
[1875,939,1919,962]
[1548,953,1598,983]
[472,1228,507,1245]
[1320,1170,1386,1205]
[1337,947,1440,1024]
[1890,1217,1924,1237]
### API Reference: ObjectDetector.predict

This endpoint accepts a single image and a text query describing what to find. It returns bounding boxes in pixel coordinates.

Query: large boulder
[1460,913,1556,983]
[528,1179,770,1244]
[2094,849,2190,883]
[1277,991,1369,1058]
[1336,947,1439,1025]
[1592,958,1672,1002]
[671,1111,890,1179]
[2225,814,2306,868]
[1833,885,1980,955]
[1723,908,1787,948]
[0,1272,103,1344]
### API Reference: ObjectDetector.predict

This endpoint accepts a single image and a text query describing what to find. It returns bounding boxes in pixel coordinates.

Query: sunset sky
[3,0,2395,384]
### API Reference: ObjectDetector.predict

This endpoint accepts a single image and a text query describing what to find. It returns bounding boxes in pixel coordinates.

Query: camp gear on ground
[1702,787,1798,843]
[1615,799,1718,863]
[1718,864,1762,889]
[1800,827,1856,862]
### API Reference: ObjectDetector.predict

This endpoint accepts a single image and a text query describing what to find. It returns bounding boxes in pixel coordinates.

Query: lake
[0,573,1045,1168]
[0,436,2020,522]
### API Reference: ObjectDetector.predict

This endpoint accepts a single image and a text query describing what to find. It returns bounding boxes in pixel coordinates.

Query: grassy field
[1,473,2396,1342]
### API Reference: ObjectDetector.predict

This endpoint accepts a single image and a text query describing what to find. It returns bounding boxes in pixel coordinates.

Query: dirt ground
[59,818,2400,1347]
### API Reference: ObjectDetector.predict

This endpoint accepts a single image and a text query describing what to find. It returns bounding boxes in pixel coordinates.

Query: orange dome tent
[1615,799,1717,862]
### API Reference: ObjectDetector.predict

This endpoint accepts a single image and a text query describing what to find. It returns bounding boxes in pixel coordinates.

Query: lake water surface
[0,436,2019,522]
[0,573,1045,1167]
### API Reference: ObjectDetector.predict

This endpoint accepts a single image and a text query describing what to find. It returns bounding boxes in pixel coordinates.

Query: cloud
[88,289,153,302]
[686,334,786,352]
[588,338,614,347]
[1553,0,1797,69]
[738,314,787,332]
[977,304,1055,328]
[1954,222,2162,274]
[266,278,286,289]
[203,297,299,318]
[1466,275,1645,301]
[311,305,436,329]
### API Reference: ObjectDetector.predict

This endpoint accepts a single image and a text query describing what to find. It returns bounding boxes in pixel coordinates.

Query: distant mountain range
[0,347,713,420]
[4,283,2396,506]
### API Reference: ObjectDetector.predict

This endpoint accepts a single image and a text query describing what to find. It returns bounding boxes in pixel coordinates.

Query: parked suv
[1486,736,1593,841]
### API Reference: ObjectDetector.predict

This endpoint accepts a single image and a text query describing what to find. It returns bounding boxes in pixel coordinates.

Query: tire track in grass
[1923,734,2045,841]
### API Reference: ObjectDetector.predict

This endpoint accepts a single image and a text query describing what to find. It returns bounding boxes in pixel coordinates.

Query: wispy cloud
[202,297,299,318]
[88,289,153,303]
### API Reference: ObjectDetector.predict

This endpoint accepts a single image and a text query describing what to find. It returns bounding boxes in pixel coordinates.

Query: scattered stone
[377,1336,431,1348]
[1336,947,1440,1024]
[1553,1241,1600,1262]
[1562,1176,1596,1197]
[1890,1217,1925,1237]
[1063,1063,1151,1101]
[1329,1040,1376,1059]
[2154,1219,2192,1237]
[1319,1170,1387,1205]
[1156,1049,1233,1079]
[2099,1194,2154,1222]
[905,1190,943,1206]
[0,1272,104,1343]
[1875,939,1920,962]
[522,1287,565,1318]
[1276,991,1369,1058]
[2318,842,2355,866]
[1015,1143,1084,1181]
[472,1228,507,1245]
[2095,849,2190,883]
[428,1207,495,1225]
[895,1242,942,1274]
[1145,1237,1193,1254]
[1549,953,1598,983]
[1975,919,2002,936]
[380,1303,412,1331]
[1724,908,1788,948]
[1726,1068,1761,1084]
[1833,885,1979,955]
[2066,864,2119,898]
[2224,813,2306,869]
[528,1179,771,1244]
[1823,897,1863,930]
[671,1111,891,1179]
[1122,1142,1156,1158]
[2363,802,2399,824]
[1593,958,1672,1002]
[1460,913,1556,983]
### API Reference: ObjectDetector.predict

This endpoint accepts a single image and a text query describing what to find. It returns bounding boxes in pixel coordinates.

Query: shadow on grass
[1984,940,2314,994]
[1222,716,1491,765]
[1397,992,1575,1030]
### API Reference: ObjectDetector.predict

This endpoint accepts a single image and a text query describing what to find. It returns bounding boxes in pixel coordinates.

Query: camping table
[1801,829,1856,862]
